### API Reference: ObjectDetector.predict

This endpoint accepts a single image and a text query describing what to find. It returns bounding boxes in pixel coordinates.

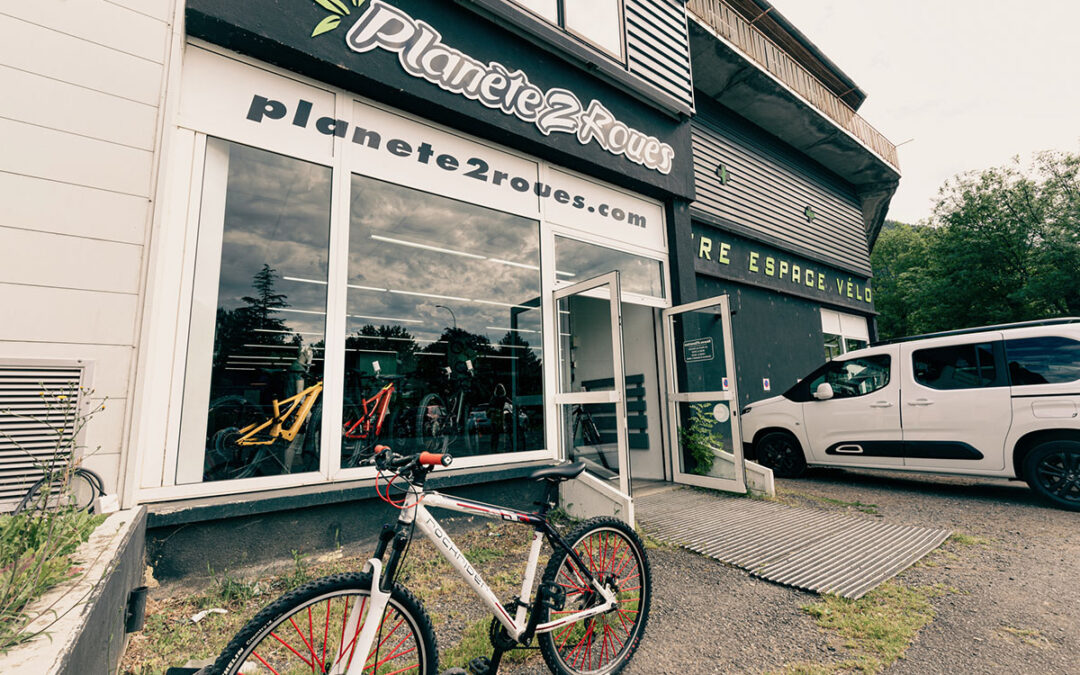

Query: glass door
[552,271,631,498]
[662,295,745,493]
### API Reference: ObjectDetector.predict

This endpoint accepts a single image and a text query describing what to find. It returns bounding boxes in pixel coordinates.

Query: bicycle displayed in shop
[207,446,652,675]
[341,368,402,468]
[206,381,323,481]
[571,404,613,471]
[416,361,476,454]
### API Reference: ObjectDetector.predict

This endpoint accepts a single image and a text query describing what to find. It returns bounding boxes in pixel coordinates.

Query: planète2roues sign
[344,0,677,175]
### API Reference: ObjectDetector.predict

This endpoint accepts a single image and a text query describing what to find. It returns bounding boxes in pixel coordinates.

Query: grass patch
[1000,626,1051,648]
[122,519,550,674]
[770,581,952,674]
[773,489,880,515]
[0,509,107,652]
[948,532,993,547]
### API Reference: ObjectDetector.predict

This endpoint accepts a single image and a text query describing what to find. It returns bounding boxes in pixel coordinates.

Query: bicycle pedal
[467,656,493,674]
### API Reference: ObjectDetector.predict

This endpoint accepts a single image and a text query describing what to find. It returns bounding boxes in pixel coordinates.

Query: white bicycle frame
[332,483,619,675]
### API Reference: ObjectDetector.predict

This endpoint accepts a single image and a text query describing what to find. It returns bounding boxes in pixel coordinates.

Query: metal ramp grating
[636,487,951,599]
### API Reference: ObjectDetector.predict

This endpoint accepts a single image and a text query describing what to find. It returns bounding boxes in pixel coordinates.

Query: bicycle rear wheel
[538,517,652,675]
[211,572,437,675]
[416,393,449,453]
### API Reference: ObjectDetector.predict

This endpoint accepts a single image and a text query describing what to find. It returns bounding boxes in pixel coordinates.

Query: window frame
[509,0,627,62]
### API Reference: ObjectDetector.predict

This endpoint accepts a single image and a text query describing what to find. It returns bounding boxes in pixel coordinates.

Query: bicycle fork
[332,558,393,675]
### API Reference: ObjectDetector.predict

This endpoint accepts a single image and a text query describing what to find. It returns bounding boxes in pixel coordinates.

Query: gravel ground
[500,468,1080,674]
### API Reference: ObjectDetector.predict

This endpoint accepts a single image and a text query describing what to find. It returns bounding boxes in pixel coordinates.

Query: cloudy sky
[773,0,1080,224]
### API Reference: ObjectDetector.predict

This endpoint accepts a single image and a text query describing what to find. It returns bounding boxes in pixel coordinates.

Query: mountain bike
[570,404,613,471]
[207,447,652,675]
[342,371,401,468]
[417,362,476,455]
[206,381,323,481]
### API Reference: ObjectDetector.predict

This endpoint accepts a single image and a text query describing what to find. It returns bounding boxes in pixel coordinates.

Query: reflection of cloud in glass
[554,236,664,297]
[216,143,332,340]
[347,174,543,347]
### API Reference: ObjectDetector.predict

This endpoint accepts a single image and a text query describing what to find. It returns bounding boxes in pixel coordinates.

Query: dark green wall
[697,276,826,408]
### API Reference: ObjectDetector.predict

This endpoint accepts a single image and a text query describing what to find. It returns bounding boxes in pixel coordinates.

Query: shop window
[554,236,664,299]
[510,0,625,60]
[344,175,545,464]
[179,139,331,484]
[1005,336,1080,385]
[821,309,869,361]
[913,343,998,390]
[808,355,891,400]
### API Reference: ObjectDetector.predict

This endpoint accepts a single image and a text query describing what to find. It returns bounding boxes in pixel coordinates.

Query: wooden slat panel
[0,173,147,245]
[0,228,142,294]
[0,117,153,196]
[0,13,162,106]
[0,66,158,150]
[624,0,694,110]
[1,0,169,62]
[690,118,871,274]
[0,283,138,345]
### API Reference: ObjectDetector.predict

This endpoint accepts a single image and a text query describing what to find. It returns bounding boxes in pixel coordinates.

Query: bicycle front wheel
[211,572,437,675]
[538,517,652,675]
[416,393,448,453]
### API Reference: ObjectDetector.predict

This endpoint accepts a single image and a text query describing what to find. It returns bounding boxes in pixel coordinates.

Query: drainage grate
[637,488,950,599]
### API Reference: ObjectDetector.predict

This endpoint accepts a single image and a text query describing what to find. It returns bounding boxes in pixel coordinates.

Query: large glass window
[344,175,545,465]
[1006,336,1080,385]
[821,309,869,360]
[554,237,664,298]
[182,139,331,483]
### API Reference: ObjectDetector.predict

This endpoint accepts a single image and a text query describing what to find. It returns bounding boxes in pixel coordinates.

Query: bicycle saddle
[529,461,586,482]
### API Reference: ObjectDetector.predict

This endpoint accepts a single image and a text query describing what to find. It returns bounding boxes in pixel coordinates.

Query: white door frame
[552,271,631,498]
[661,294,746,493]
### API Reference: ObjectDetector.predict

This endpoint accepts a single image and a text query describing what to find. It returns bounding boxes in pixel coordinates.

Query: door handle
[869,401,893,408]
[907,399,934,406]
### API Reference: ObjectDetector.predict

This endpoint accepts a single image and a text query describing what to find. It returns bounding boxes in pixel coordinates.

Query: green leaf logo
[310,0,366,38]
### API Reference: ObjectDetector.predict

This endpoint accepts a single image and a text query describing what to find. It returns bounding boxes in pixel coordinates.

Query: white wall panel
[0,0,169,62]
[0,342,133,399]
[0,173,148,245]
[0,283,138,346]
[0,117,154,196]
[0,13,162,105]
[0,65,158,150]
[0,228,143,294]
[108,0,176,22]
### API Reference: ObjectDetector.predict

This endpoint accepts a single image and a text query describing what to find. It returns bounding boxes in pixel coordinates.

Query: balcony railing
[687,0,900,171]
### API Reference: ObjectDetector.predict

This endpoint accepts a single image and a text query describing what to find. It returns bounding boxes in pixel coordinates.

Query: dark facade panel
[697,276,827,408]
[626,0,695,110]
[690,112,871,275]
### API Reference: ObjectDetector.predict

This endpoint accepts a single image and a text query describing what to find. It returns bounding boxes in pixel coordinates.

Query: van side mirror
[813,382,834,400]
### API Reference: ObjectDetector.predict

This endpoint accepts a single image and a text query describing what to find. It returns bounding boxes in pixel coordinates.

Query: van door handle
[869,401,893,408]
[907,399,934,406]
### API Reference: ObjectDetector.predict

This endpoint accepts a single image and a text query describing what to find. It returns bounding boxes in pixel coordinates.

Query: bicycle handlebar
[373,445,453,472]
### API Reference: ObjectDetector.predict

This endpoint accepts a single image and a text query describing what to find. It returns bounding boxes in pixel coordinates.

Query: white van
[740,319,1080,511]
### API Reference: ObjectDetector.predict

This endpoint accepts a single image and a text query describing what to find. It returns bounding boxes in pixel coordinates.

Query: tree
[871,150,1080,339]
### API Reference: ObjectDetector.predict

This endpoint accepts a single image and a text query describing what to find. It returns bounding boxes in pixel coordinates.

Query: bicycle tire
[537,517,652,675]
[209,572,437,675]
[416,393,449,453]
[14,467,104,515]
[206,427,259,481]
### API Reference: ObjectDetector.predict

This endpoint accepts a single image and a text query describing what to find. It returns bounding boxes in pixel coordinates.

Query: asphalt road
[504,468,1080,674]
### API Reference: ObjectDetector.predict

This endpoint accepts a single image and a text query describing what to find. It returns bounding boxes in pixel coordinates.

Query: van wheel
[756,431,807,478]
[1023,440,1080,511]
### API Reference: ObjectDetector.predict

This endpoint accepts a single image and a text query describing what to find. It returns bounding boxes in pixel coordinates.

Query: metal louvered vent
[0,361,88,510]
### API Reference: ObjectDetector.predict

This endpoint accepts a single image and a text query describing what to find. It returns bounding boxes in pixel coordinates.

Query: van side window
[913,342,997,390]
[809,355,891,399]
[1005,336,1080,385]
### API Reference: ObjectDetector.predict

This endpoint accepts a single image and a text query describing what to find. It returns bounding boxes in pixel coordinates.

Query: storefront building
[1,0,899,571]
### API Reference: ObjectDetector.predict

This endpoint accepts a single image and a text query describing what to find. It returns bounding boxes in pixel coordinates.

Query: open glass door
[553,271,631,502]
[662,295,745,493]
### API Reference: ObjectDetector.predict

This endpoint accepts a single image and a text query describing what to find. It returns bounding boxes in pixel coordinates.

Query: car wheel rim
[1037,450,1080,504]
[764,438,794,472]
